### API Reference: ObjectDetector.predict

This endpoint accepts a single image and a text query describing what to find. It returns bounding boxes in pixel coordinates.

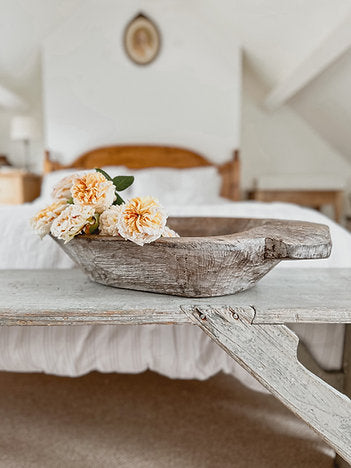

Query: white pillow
[41,166,222,206]
[130,166,222,205]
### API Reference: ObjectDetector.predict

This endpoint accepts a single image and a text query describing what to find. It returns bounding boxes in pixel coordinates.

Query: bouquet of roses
[31,169,178,246]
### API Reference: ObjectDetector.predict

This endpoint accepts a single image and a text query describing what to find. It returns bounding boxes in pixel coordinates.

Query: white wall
[290,48,351,163]
[241,64,351,190]
[2,0,351,180]
[43,0,241,165]
[3,0,350,195]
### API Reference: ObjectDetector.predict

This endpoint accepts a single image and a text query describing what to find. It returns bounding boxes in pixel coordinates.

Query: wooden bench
[1,269,351,466]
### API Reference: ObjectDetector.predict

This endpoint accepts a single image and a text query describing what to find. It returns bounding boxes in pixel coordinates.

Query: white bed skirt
[0,324,267,391]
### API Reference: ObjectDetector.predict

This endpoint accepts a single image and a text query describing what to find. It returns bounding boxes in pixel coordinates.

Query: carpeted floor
[0,371,334,468]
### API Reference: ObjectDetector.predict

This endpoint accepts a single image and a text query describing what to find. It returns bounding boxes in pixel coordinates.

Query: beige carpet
[0,371,334,468]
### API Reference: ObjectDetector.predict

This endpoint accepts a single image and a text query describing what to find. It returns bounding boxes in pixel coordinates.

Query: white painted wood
[254,307,351,324]
[54,217,331,297]
[335,325,351,467]
[2,268,351,462]
[0,270,189,326]
[1,269,351,325]
[185,305,351,464]
[297,342,344,392]
[264,13,351,110]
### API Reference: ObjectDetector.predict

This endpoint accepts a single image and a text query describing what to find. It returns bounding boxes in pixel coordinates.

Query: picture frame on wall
[123,13,161,66]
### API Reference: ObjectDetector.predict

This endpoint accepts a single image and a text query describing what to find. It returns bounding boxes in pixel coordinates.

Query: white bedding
[1,197,350,393]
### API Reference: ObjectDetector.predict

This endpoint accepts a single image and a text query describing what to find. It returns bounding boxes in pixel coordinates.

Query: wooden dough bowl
[53,217,331,297]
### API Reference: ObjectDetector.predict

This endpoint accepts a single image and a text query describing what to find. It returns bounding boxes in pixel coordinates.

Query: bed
[2,144,351,393]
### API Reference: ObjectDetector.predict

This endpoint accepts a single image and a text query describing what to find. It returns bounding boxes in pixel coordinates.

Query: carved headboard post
[43,150,52,174]
[43,150,64,174]
[218,150,241,201]
[232,149,241,201]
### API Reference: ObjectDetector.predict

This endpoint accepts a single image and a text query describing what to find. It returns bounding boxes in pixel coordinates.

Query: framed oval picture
[124,14,161,66]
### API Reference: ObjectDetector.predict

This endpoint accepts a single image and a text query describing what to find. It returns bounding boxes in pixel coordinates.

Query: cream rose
[99,205,121,236]
[30,200,68,238]
[117,196,167,246]
[50,205,96,243]
[162,226,180,238]
[52,174,79,200]
[71,172,116,213]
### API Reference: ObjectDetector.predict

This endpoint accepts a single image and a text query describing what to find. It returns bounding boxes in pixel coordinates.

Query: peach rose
[52,174,79,200]
[30,200,68,238]
[99,206,121,236]
[117,196,167,246]
[162,226,179,238]
[71,172,116,213]
[50,205,96,243]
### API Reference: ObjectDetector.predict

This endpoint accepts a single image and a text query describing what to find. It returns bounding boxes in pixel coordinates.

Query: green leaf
[113,193,125,206]
[67,197,74,204]
[87,214,100,234]
[112,175,134,191]
[95,168,112,181]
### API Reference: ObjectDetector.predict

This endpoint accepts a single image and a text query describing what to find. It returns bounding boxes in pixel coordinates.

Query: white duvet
[1,197,350,393]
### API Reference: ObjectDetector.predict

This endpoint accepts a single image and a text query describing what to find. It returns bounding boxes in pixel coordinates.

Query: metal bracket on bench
[182,305,256,325]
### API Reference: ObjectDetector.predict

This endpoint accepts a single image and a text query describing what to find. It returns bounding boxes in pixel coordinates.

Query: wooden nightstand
[249,174,346,223]
[248,189,344,222]
[0,171,41,204]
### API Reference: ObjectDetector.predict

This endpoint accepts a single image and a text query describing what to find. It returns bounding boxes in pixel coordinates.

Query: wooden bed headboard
[43,145,240,201]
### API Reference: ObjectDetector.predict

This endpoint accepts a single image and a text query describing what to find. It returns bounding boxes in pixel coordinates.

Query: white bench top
[1,268,351,326]
[2,268,351,462]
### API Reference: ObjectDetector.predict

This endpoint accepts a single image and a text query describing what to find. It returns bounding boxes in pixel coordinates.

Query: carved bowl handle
[245,220,332,260]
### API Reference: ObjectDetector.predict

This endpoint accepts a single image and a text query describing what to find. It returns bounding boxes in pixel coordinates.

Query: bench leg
[335,324,351,468]
[183,305,351,465]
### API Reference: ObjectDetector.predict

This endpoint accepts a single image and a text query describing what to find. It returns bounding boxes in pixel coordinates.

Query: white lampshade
[10,116,39,141]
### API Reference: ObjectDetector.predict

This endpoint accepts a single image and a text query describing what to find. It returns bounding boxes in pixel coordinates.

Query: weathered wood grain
[250,269,351,324]
[53,217,331,297]
[185,305,351,464]
[1,269,351,326]
[0,270,188,326]
[335,324,351,468]
[254,307,351,324]
[297,342,344,392]
[2,268,351,462]
[344,324,351,398]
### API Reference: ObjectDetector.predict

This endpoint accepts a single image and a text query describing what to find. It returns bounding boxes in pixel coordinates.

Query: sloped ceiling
[0,0,351,159]
[0,0,82,102]
[202,0,351,88]
[291,48,351,160]
[1,0,350,91]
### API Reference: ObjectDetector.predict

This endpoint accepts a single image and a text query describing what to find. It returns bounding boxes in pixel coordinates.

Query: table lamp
[10,116,39,171]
